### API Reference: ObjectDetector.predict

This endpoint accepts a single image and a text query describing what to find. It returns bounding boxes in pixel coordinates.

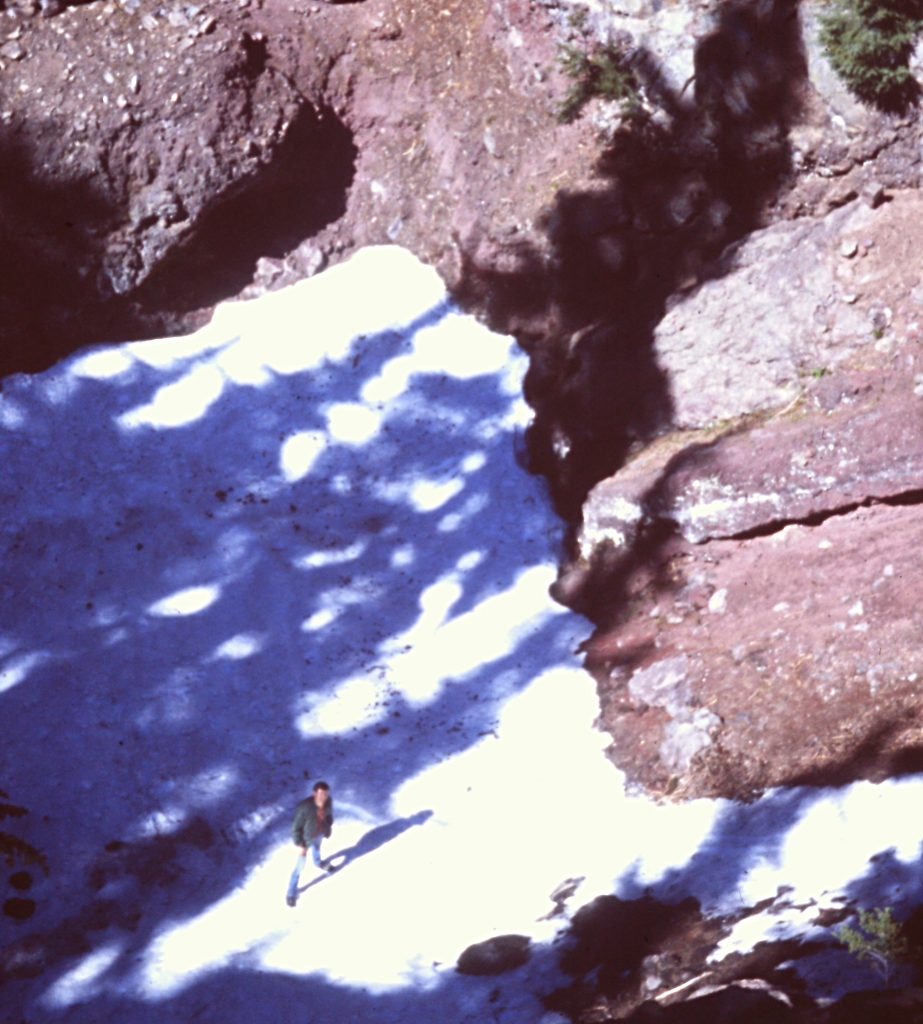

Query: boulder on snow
[456,934,531,975]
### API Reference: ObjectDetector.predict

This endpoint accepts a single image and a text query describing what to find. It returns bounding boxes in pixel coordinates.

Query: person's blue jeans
[286,837,323,901]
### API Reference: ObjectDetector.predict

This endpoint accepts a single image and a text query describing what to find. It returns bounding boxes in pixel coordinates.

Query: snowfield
[2,247,922,1022]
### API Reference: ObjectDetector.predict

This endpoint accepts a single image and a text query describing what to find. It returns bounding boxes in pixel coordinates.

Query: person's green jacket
[291,798,334,846]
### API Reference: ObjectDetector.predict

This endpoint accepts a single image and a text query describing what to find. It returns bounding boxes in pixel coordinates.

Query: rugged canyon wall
[0,0,586,371]
[5,5,923,1021]
[548,6,923,801]
[3,0,923,802]
[576,190,923,799]
[5,0,917,370]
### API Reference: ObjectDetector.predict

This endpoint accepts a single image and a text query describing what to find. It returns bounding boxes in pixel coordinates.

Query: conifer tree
[820,0,923,108]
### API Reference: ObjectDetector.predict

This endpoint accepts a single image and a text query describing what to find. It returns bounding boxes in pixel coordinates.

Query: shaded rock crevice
[709,486,923,544]
[126,101,357,330]
[0,3,318,374]
[461,0,810,522]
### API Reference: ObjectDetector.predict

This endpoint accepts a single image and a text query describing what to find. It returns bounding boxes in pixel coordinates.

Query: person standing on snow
[286,780,334,907]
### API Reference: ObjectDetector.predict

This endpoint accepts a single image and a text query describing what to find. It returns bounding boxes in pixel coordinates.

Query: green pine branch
[557,42,641,124]
[820,0,923,108]
[838,906,910,986]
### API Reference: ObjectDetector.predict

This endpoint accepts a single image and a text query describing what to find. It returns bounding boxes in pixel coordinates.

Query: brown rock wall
[577,191,923,799]
[590,502,923,798]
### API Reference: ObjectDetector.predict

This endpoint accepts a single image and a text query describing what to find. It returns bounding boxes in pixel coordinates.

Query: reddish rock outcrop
[576,191,923,799]
[3,0,920,383]
[0,0,590,373]
[1,1,322,367]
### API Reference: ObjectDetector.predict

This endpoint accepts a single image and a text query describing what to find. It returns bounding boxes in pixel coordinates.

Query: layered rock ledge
[576,191,923,799]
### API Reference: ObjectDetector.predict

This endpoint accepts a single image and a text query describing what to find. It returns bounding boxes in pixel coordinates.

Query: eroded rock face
[4,0,921,387]
[577,191,923,799]
[0,0,590,374]
[592,500,923,797]
[582,377,923,551]
[652,200,882,432]
[1,1,333,370]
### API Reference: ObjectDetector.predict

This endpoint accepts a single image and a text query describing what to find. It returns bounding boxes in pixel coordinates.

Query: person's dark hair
[313,780,330,792]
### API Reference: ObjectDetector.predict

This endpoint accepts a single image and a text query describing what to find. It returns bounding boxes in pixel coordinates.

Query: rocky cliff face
[1,0,591,372]
[3,0,923,802]
[562,77,923,799]
[573,190,923,801]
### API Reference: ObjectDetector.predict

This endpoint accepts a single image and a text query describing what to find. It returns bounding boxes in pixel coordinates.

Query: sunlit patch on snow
[456,550,484,571]
[385,665,634,932]
[279,430,328,482]
[39,371,80,407]
[124,326,229,370]
[297,540,368,569]
[299,577,384,634]
[147,584,221,617]
[211,633,264,661]
[325,402,381,445]
[0,398,27,429]
[361,354,415,404]
[412,575,464,628]
[213,337,274,387]
[301,607,339,632]
[137,808,188,838]
[359,307,514,404]
[92,603,123,627]
[411,312,515,380]
[182,765,239,804]
[41,942,124,1008]
[461,450,487,474]
[438,491,488,532]
[313,246,447,345]
[474,397,532,439]
[70,348,135,380]
[225,803,285,845]
[712,903,828,963]
[408,477,464,512]
[0,650,51,694]
[294,675,390,736]
[104,627,130,647]
[138,824,466,996]
[196,248,450,387]
[389,544,415,569]
[118,362,225,429]
[214,526,255,567]
[380,565,559,705]
[726,778,923,913]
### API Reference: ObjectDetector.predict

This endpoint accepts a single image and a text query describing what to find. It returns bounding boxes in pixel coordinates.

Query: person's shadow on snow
[298,810,433,894]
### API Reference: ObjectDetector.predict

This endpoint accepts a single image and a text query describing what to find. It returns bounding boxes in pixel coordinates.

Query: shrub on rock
[820,0,923,109]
